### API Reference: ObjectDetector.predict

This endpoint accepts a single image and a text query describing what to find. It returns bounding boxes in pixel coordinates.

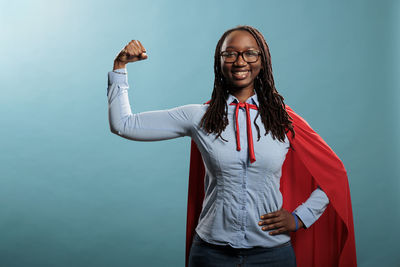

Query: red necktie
[229,102,258,163]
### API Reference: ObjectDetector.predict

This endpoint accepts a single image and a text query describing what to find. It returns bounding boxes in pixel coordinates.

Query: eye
[222,51,237,58]
[245,50,259,56]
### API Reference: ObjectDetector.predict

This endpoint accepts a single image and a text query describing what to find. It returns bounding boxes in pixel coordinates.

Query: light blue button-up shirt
[107,68,329,248]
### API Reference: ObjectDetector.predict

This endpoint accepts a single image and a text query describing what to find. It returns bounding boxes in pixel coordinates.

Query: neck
[230,87,255,103]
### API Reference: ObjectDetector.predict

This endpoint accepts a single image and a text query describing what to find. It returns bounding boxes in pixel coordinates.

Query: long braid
[200,25,295,143]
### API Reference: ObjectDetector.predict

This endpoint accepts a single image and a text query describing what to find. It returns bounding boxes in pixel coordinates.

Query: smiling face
[220,30,262,93]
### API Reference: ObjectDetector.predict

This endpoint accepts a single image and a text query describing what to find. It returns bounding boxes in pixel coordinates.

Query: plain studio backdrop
[1,0,399,266]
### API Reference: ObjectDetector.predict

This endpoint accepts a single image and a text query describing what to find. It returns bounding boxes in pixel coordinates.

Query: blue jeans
[188,232,297,267]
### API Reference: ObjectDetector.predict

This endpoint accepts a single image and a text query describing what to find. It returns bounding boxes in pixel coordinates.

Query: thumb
[139,52,148,60]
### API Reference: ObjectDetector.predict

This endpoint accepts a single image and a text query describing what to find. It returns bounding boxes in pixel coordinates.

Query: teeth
[233,71,248,75]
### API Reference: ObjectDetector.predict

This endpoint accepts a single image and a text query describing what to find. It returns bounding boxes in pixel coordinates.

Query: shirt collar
[227,92,259,107]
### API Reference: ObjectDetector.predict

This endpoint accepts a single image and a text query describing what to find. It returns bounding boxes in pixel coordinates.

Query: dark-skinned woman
[107,25,356,267]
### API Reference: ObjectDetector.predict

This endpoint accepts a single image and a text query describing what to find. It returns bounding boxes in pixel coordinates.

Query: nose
[234,53,247,66]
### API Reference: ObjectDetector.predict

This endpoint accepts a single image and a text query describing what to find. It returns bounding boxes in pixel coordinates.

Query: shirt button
[242,184,246,188]
[241,226,245,230]
[242,206,245,210]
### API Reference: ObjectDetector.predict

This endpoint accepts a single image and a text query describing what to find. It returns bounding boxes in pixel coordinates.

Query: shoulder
[169,103,207,122]
[174,103,207,113]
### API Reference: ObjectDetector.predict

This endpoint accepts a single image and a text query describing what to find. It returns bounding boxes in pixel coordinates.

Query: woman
[107,25,356,267]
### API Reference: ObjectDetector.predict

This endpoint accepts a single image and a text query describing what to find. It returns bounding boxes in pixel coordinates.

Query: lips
[232,70,250,80]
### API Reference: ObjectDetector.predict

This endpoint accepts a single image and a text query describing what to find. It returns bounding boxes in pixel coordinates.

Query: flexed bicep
[107,79,199,141]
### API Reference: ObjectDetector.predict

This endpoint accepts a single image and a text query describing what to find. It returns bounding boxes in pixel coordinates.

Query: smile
[232,70,250,79]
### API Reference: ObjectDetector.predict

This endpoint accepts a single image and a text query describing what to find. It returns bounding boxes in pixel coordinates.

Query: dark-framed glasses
[220,50,261,63]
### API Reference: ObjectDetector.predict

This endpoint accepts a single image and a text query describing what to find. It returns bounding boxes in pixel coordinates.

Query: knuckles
[118,40,146,62]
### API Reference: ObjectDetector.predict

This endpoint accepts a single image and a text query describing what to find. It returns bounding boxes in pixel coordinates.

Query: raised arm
[107,40,199,141]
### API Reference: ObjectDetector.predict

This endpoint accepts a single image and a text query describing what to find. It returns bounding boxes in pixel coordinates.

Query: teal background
[1,0,399,266]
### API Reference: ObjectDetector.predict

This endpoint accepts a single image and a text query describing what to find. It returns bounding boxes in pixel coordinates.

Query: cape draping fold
[185,105,357,267]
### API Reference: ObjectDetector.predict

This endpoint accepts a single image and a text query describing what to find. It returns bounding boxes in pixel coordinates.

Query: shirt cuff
[108,68,128,87]
[293,206,314,229]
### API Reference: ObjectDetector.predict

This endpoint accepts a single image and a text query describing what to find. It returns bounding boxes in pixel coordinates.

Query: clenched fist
[113,40,148,70]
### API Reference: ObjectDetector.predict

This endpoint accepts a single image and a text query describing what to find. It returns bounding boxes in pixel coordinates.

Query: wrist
[298,218,305,229]
[291,212,299,231]
[113,60,127,70]
[291,212,305,231]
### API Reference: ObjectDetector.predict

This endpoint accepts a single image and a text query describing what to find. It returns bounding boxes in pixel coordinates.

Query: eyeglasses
[220,50,261,63]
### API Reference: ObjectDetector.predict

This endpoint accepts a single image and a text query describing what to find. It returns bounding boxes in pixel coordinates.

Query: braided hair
[199,25,295,143]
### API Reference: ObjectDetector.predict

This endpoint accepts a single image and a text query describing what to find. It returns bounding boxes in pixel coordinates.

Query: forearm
[292,186,330,229]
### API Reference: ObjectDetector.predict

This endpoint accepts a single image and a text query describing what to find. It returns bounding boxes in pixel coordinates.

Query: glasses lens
[243,51,259,63]
[222,51,238,63]
[221,51,259,63]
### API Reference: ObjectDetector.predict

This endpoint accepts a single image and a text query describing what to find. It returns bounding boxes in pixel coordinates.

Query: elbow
[109,120,124,137]
[108,111,124,136]
[108,112,131,137]
[110,127,122,136]
[108,114,146,141]
[109,117,140,141]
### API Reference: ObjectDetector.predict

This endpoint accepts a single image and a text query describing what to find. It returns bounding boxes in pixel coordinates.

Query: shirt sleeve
[292,186,330,229]
[107,70,199,141]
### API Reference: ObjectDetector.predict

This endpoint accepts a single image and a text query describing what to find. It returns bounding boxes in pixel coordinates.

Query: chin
[229,80,253,89]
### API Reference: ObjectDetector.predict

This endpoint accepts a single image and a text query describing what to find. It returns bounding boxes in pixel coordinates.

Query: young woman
[107,25,356,267]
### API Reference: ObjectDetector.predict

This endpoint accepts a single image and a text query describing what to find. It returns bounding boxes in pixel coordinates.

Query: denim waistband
[192,232,292,255]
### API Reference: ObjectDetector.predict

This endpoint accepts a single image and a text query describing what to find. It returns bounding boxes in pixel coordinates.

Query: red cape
[185,105,357,267]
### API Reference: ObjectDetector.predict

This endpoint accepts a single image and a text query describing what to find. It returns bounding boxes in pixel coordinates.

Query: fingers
[137,40,148,59]
[137,40,146,53]
[260,212,279,220]
[258,216,282,226]
[260,220,289,236]
[258,208,294,235]
[131,40,147,58]
[260,221,284,231]
[269,227,289,235]
[260,208,283,219]
[127,40,140,58]
[117,40,148,63]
